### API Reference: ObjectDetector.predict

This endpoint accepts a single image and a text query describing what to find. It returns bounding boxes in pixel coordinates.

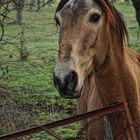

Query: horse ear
[55,0,70,13]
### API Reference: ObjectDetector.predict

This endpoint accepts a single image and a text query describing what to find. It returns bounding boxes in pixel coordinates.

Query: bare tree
[29,0,35,10]
[19,26,29,60]
[15,0,25,24]
[36,0,41,11]
[0,0,11,41]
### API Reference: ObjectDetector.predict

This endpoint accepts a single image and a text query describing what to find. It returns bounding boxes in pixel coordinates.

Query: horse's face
[53,0,106,99]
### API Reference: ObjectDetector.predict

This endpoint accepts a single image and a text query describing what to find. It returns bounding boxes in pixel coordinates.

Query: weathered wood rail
[0,102,137,140]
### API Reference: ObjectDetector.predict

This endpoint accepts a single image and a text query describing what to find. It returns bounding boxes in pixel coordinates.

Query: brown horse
[53,0,140,139]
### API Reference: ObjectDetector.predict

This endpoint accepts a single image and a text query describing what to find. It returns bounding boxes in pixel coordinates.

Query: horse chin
[59,90,82,99]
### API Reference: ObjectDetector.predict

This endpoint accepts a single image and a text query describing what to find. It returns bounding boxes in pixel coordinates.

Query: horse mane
[55,0,129,51]
[95,0,129,51]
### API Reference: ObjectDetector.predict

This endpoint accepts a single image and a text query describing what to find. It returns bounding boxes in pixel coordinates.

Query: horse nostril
[53,71,78,94]
[53,74,63,91]
[65,71,78,91]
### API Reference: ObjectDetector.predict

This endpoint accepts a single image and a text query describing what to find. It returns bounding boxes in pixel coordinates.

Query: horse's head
[53,0,128,99]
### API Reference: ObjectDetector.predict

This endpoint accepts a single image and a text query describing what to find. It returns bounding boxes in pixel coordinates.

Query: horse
[53,0,140,139]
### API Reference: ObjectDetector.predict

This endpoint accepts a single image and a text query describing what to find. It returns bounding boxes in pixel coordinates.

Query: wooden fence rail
[0,103,137,140]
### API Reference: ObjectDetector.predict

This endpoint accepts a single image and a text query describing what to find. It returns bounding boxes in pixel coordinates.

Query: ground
[0,1,139,139]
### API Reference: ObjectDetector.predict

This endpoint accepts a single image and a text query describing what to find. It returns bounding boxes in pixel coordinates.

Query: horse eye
[89,13,100,23]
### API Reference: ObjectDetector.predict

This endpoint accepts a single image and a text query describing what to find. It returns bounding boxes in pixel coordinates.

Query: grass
[0,5,58,97]
[115,2,140,52]
[0,1,139,139]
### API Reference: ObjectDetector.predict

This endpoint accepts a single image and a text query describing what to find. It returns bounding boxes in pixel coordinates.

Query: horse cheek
[94,31,109,68]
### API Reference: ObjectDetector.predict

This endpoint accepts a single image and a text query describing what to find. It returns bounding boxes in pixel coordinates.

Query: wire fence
[0,102,137,140]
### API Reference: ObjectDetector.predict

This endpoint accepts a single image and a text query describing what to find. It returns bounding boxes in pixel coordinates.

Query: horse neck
[84,46,140,137]
[77,44,140,137]
[93,46,139,106]
[81,43,140,109]
[81,46,132,107]
[93,47,126,105]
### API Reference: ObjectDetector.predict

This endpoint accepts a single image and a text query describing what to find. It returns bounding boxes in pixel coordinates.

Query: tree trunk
[29,0,35,10]
[11,1,16,10]
[15,0,25,24]
[37,0,41,11]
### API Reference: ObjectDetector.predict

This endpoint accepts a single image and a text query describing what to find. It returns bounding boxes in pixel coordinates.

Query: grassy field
[0,1,139,139]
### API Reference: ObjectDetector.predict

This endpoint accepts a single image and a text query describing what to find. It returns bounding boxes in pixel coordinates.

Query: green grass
[0,5,58,95]
[0,1,139,139]
[115,2,140,52]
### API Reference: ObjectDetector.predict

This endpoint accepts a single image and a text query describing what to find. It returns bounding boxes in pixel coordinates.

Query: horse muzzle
[53,71,81,99]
